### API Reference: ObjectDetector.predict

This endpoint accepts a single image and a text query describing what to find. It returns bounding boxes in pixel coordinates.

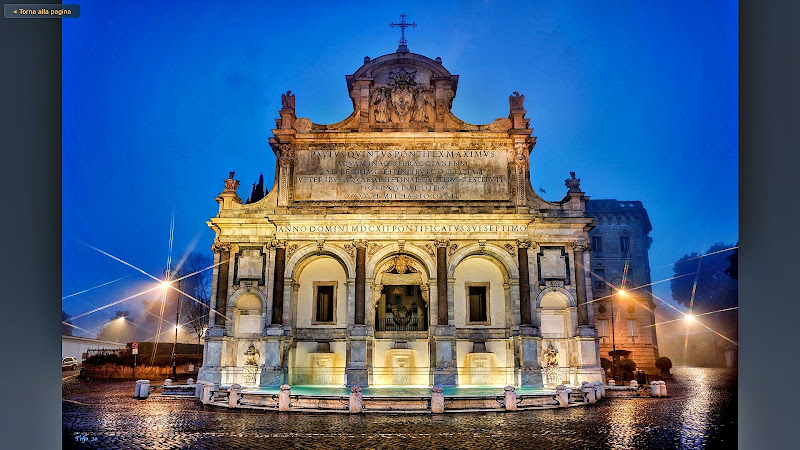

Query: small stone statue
[565,171,582,192]
[281,90,295,111]
[224,171,240,191]
[544,345,562,387]
[372,88,391,123]
[411,88,431,123]
[509,91,525,110]
[242,345,260,385]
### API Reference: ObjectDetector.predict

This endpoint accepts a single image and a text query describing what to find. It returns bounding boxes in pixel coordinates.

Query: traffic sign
[132,342,138,349]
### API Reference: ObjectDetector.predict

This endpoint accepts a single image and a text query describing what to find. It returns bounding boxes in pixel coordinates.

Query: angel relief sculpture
[372,87,391,123]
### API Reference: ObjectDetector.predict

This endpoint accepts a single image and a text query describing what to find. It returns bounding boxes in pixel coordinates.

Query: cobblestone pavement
[63,367,736,449]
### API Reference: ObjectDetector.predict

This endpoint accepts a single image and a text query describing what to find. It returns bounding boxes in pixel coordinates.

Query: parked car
[62,357,79,371]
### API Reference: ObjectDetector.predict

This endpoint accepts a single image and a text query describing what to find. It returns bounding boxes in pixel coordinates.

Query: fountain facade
[198,47,606,391]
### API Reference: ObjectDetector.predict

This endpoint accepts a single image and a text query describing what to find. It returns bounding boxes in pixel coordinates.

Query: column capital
[516,238,533,249]
[434,238,450,248]
[269,239,288,249]
[211,240,232,253]
[570,239,590,252]
[352,239,368,248]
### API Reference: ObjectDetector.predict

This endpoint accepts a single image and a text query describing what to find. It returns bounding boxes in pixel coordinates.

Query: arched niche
[371,253,431,332]
[452,255,508,328]
[537,289,574,340]
[294,256,348,328]
[231,291,264,338]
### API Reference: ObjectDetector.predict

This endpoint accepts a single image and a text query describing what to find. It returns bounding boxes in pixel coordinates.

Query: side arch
[535,287,576,308]
[285,244,355,280]
[447,242,518,280]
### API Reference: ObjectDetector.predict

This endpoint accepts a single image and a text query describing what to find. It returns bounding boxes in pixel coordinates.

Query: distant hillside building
[586,200,659,374]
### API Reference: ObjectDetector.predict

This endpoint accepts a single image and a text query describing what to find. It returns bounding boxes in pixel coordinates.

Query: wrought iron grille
[375,317,428,332]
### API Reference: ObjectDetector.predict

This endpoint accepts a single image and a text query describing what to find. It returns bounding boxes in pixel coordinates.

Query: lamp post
[164,268,182,380]
[609,277,627,382]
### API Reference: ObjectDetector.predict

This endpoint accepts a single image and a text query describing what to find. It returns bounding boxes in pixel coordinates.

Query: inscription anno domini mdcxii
[293,145,510,201]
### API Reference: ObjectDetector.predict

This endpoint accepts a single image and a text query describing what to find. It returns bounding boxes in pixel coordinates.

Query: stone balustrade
[181,381,680,413]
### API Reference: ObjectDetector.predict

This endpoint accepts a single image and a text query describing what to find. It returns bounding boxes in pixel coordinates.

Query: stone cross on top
[390,13,416,52]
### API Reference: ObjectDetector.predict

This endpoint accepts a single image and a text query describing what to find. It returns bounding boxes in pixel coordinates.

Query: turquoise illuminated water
[243,385,552,396]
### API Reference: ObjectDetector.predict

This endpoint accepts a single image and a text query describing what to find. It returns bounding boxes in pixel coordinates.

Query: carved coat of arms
[389,69,416,120]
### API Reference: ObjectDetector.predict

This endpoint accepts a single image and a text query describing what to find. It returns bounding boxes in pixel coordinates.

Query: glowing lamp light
[685,313,696,323]
[617,289,627,296]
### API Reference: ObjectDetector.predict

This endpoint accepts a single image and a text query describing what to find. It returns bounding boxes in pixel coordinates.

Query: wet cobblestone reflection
[63,367,736,449]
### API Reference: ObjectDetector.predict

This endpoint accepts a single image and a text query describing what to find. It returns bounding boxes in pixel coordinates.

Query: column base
[346,368,369,387]
[433,368,458,387]
[520,368,544,388]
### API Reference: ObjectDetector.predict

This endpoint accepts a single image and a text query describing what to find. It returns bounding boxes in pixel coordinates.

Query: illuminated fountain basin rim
[240,385,558,396]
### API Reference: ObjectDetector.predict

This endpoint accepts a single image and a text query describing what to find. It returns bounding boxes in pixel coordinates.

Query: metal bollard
[134,380,142,398]
[555,385,569,407]
[279,385,291,411]
[187,378,195,385]
[608,379,616,386]
[658,380,667,397]
[504,386,517,411]
[139,380,150,399]
[630,380,638,388]
[349,386,363,413]
[163,378,173,386]
[431,386,444,413]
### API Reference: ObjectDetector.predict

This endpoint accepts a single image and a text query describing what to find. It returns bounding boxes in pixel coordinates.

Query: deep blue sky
[62,1,737,339]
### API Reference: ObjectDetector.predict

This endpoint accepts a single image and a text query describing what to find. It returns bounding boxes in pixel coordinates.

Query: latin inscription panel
[293,145,510,202]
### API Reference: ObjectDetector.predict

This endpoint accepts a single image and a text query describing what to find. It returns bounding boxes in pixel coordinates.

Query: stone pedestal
[431,386,444,413]
[504,386,517,411]
[259,331,285,387]
[139,380,150,399]
[555,385,569,407]
[346,327,369,387]
[198,327,225,385]
[279,385,291,411]
[432,330,458,387]
[519,331,543,388]
[349,386,363,413]
[229,384,241,408]
[581,381,597,403]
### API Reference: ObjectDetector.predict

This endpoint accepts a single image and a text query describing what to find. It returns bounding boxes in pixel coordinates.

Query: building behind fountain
[198,42,609,389]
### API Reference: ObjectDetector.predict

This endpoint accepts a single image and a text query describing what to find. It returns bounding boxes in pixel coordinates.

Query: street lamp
[164,268,182,380]
[609,277,628,382]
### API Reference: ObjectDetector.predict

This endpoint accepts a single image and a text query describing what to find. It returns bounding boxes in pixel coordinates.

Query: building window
[620,236,630,254]
[593,268,605,290]
[627,319,638,337]
[313,282,337,324]
[466,283,490,324]
[597,319,609,337]
[591,236,602,252]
